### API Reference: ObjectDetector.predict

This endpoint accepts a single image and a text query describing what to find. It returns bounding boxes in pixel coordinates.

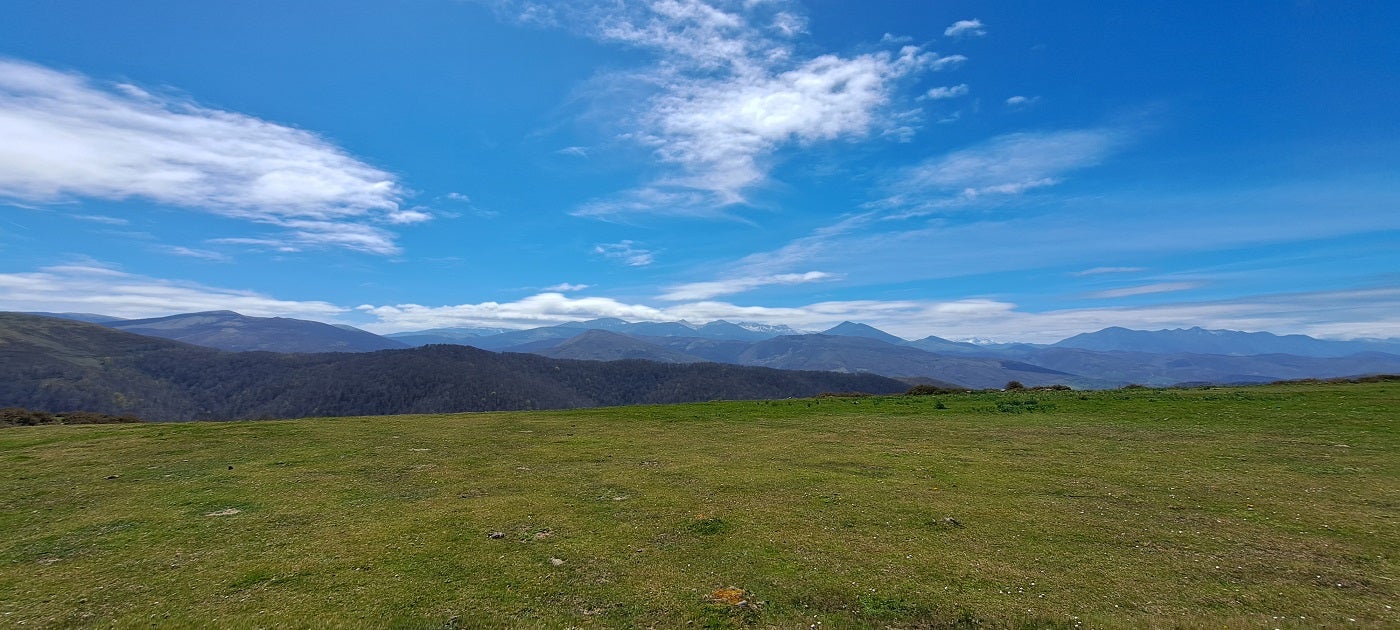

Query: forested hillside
[0,313,907,421]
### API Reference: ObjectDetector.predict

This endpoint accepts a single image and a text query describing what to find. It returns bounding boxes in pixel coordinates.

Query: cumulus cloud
[659,270,835,300]
[944,19,986,38]
[630,46,939,206]
[357,292,671,331]
[506,1,951,217]
[1005,94,1040,108]
[0,58,414,254]
[769,11,807,36]
[923,84,969,100]
[594,240,655,266]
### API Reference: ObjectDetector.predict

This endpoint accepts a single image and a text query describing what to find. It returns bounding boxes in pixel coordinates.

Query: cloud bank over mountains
[4,264,1397,343]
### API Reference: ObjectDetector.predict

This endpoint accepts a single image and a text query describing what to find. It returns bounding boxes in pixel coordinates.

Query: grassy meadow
[1,381,1396,628]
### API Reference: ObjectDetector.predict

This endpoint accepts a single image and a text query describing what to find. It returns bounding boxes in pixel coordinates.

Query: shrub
[1005,380,1025,390]
[906,384,967,396]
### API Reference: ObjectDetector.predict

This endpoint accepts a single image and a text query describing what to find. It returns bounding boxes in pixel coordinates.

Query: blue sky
[0,0,1396,342]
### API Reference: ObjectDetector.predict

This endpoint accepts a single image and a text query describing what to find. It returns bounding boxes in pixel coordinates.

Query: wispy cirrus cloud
[0,263,343,319]
[594,240,655,266]
[71,214,129,226]
[155,245,231,262]
[659,270,835,301]
[877,127,1129,217]
[0,58,416,254]
[1075,266,1147,276]
[501,1,960,218]
[543,282,591,292]
[1087,282,1200,299]
[719,175,1399,297]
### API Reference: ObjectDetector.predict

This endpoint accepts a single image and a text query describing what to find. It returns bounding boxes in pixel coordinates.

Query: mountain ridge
[0,313,909,421]
[107,311,408,353]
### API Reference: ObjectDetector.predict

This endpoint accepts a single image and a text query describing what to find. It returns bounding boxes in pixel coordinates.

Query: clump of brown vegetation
[0,407,144,426]
[904,384,969,396]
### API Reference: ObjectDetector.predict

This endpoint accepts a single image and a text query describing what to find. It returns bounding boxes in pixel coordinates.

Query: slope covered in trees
[0,313,907,421]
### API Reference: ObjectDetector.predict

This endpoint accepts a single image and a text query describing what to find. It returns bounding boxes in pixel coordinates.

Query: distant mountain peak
[822,321,906,344]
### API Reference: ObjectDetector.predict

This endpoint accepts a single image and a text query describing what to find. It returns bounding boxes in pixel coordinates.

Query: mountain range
[24,311,1400,390]
[0,313,908,421]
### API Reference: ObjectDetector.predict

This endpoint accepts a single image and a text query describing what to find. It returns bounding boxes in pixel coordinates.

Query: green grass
[1,382,1396,628]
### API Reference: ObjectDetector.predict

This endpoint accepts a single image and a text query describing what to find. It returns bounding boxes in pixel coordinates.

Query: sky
[0,0,1397,342]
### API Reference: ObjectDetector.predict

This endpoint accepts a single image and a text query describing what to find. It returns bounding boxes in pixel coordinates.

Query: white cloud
[1087,282,1201,299]
[385,209,434,224]
[929,55,968,71]
[626,46,942,209]
[445,192,472,202]
[924,84,969,100]
[156,245,231,262]
[769,11,807,37]
[519,1,946,217]
[0,264,343,319]
[1006,95,1041,108]
[544,282,592,292]
[880,33,913,45]
[880,127,1127,215]
[594,240,655,266]
[71,214,129,225]
[944,19,986,38]
[0,58,414,254]
[659,270,835,300]
[357,292,671,332]
[205,237,301,253]
[556,146,589,158]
